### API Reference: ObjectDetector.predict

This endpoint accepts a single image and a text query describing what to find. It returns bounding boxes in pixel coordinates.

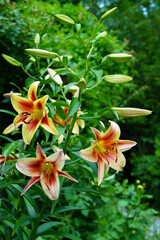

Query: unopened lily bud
[34,33,40,45]
[137,185,143,189]
[96,31,107,39]
[136,180,140,184]
[108,53,132,62]
[48,68,63,85]
[103,75,132,83]
[55,14,75,25]
[44,74,50,80]
[25,49,58,59]
[101,7,117,20]
[3,92,21,99]
[2,54,22,67]
[29,57,36,62]
[54,55,72,62]
[69,85,79,93]
[111,107,152,117]
[77,78,87,89]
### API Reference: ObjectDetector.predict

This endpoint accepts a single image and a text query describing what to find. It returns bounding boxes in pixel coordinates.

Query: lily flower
[80,121,136,185]
[16,143,77,200]
[3,81,58,144]
[52,100,85,142]
[0,155,16,165]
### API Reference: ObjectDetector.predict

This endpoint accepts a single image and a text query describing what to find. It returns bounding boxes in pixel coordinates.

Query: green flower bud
[34,33,40,45]
[2,54,22,67]
[29,57,36,62]
[101,7,117,20]
[96,31,107,39]
[55,14,75,25]
[25,49,58,59]
[103,75,132,83]
[77,78,87,89]
[108,53,132,62]
[111,107,152,117]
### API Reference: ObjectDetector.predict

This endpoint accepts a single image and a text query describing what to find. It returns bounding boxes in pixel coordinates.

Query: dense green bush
[0,1,159,239]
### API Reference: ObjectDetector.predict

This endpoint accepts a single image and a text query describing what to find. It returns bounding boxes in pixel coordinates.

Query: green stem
[28,197,49,240]
[21,65,37,80]
[63,112,77,154]
[63,89,81,154]
[85,21,100,47]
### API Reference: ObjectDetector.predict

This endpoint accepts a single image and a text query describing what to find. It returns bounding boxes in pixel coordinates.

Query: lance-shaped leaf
[108,53,132,62]
[112,107,152,117]
[103,75,132,83]
[25,49,58,59]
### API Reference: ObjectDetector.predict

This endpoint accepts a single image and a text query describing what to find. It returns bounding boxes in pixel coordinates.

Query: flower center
[42,162,54,176]
[21,112,33,124]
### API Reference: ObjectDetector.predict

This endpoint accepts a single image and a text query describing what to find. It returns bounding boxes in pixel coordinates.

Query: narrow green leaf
[36,222,63,235]
[53,206,84,215]
[23,197,37,219]
[64,82,77,95]
[13,215,29,234]
[62,56,68,66]
[51,126,66,144]
[0,109,16,117]
[65,97,81,121]
[0,135,14,143]
[2,140,21,159]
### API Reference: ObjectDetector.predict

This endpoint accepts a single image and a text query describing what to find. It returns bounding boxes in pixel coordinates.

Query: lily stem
[21,65,37,80]
[28,197,49,240]
[63,112,77,154]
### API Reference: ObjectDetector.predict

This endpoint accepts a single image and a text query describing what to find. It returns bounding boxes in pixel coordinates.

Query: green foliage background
[0,0,160,239]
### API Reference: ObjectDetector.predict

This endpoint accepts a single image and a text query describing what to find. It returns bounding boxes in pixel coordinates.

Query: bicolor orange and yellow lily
[3,81,58,144]
[16,143,77,200]
[80,121,136,185]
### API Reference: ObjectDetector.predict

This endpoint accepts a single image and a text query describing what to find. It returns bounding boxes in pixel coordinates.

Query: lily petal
[16,157,42,177]
[14,114,26,127]
[46,150,65,171]
[11,94,33,114]
[76,119,85,129]
[107,151,126,172]
[72,122,79,135]
[58,171,78,182]
[97,157,105,185]
[22,118,41,145]
[80,145,98,162]
[41,112,58,135]
[91,127,102,140]
[117,140,137,152]
[21,176,40,195]
[33,96,48,115]
[36,143,46,160]
[3,123,16,134]
[40,171,59,200]
[28,81,40,101]
[101,121,120,144]
[58,134,64,144]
